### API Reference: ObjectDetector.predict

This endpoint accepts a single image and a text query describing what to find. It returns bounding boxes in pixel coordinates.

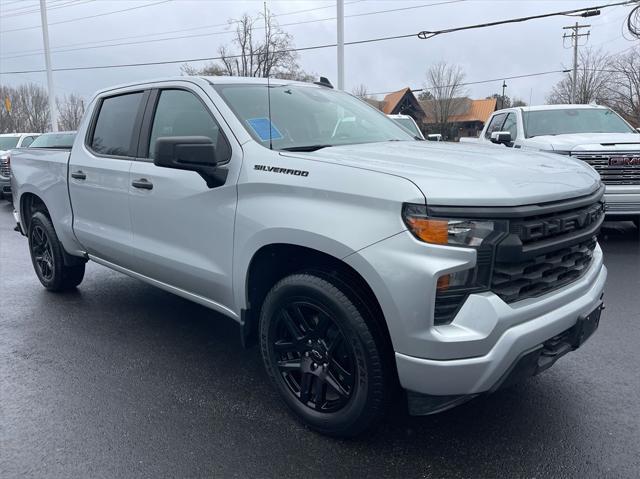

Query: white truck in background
[461,104,640,229]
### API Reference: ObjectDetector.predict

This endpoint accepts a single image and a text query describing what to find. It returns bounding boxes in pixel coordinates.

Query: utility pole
[337,0,344,90]
[40,0,58,132]
[563,22,590,104]
[501,80,507,109]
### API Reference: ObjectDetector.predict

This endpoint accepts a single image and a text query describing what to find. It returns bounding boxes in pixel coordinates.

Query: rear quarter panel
[11,148,85,256]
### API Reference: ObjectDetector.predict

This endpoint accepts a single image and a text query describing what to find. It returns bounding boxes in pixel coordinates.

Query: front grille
[574,152,640,185]
[0,157,9,178]
[492,237,596,303]
[430,188,604,323]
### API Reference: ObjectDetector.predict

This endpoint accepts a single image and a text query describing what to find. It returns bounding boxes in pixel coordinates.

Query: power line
[0,1,365,56]
[0,0,94,18]
[1,0,32,6]
[417,0,636,39]
[1,1,634,75]
[369,70,573,96]
[0,0,465,59]
[0,0,172,33]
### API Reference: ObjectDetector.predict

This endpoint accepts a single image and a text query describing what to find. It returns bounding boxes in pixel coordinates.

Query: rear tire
[28,212,85,291]
[259,273,391,437]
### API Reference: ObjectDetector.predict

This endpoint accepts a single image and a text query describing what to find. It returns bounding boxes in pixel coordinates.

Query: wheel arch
[240,243,394,362]
[20,192,50,233]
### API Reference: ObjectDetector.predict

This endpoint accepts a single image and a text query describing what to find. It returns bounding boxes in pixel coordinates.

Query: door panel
[69,154,135,266]
[128,164,237,306]
[69,90,147,268]
[128,86,240,309]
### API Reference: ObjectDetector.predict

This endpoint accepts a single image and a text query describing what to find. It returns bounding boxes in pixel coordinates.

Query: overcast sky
[0,0,637,105]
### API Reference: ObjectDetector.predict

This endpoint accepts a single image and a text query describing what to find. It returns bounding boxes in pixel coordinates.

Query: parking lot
[1,200,639,478]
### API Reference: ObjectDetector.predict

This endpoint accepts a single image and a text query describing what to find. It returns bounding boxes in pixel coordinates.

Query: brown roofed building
[367,88,425,128]
[421,97,497,140]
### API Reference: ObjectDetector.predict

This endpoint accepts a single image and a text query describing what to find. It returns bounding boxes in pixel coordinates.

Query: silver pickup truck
[10,77,607,437]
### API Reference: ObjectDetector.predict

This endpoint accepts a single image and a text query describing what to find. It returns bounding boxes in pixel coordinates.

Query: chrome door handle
[71,170,86,180]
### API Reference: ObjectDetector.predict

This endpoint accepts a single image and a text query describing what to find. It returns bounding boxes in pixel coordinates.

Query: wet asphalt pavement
[1,200,639,478]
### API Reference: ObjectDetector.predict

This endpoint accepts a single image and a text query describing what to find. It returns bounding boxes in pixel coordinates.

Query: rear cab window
[89,92,146,157]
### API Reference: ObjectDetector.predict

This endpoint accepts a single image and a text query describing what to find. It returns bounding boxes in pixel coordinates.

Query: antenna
[264,2,273,150]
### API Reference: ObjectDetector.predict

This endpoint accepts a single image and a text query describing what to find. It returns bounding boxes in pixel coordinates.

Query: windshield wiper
[280,144,333,152]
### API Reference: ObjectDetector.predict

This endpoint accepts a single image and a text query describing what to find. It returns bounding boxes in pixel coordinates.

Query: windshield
[29,132,75,149]
[392,117,421,137]
[213,83,413,150]
[524,108,635,138]
[0,136,20,150]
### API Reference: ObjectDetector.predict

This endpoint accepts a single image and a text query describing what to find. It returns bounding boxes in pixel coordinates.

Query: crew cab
[461,104,640,228]
[10,77,607,437]
[0,132,39,200]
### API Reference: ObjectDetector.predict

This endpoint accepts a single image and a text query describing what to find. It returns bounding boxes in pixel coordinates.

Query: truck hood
[283,141,601,206]
[531,132,640,152]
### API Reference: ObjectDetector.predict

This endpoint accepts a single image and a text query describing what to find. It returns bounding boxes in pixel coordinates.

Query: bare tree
[607,46,640,127]
[511,98,528,107]
[0,83,50,133]
[547,48,614,104]
[182,11,312,81]
[351,84,369,98]
[417,89,434,101]
[56,93,85,131]
[487,93,511,109]
[423,62,467,136]
[181,63,227,76]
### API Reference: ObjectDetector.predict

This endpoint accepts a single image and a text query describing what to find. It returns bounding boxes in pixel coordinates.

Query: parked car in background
[1,133,40,201]
[387,114,425,139]
[27,131,76,149]
[461,104,640,229]
[10,77,607,437]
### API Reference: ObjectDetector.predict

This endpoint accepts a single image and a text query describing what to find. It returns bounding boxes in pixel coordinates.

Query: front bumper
[396,258,607,397]
[604,185,640,217]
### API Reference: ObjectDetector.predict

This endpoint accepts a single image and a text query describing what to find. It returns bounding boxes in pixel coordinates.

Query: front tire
[28,212,85,291]
[259,273,390,437]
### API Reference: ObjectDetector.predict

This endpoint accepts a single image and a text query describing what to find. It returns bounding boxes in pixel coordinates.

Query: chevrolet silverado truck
[461,104,640,229]
[11,77,607,437]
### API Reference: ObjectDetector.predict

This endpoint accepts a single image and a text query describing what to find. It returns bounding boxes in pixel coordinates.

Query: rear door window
[90,92,145,157]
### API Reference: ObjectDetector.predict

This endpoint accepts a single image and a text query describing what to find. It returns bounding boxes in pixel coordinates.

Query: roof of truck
[516,104,609,112]
[92,76,326,98]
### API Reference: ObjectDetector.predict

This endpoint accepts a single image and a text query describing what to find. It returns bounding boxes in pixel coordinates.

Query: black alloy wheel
[30,224,55,281]
[271,301,355,413]
[260,273,390,437]
[28,211,85,291]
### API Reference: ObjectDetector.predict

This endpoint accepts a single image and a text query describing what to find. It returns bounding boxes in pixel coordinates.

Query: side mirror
[154,136,227,187]
[636,127,640,133]
[490,131,512,145]
[427,134,442,142]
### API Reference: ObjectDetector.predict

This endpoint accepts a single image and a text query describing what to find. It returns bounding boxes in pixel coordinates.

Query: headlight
[402,204,499,247]
[402,203,507,325]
